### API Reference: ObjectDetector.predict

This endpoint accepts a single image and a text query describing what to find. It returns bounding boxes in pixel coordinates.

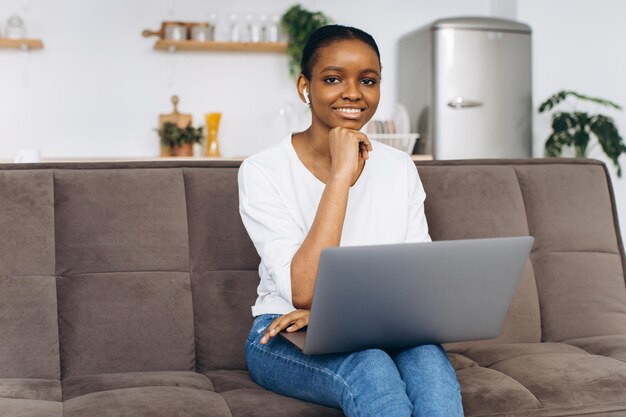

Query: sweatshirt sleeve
[404,155,432,243]
[237,159,304,306]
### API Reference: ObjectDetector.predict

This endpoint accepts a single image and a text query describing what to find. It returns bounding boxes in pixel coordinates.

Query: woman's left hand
[260,309,310,344]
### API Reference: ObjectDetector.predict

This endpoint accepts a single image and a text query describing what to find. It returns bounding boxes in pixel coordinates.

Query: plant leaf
[589,114,626,177]
[280,4,333,78]
[544,132,563,157]
[538,90,622,113]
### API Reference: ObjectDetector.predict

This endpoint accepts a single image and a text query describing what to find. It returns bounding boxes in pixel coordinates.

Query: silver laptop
[280,236,534,355]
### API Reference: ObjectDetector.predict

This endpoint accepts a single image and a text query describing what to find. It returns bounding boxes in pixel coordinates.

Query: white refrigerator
[398,17,532,159]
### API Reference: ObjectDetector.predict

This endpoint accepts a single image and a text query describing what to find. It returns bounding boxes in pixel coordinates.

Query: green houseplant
[539,90,626,177]
[280,4,332,78]
[157,122,204,157]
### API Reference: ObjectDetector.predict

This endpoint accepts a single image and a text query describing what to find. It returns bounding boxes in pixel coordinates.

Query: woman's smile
[332,106,367,119]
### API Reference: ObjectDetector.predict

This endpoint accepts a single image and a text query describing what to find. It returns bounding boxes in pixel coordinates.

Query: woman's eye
[324,77,340,84]
[362,78,377,86]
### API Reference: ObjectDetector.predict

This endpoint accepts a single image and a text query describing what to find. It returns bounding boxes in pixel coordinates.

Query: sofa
[1,157,625,417]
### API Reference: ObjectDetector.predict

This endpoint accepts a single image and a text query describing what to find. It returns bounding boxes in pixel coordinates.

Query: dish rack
[368,133,420,154]
[365,103,419,154]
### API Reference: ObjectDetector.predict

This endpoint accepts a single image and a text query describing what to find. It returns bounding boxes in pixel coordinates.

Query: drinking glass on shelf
[250,14,262,43]
[267,15,280,43]
[6,15,27,39]
[242,13,253,42]
[229,13,240,42]
[259,14,268,42]
[207,12,218,41]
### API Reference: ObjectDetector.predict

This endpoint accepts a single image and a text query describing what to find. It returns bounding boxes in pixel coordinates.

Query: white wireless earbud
[303,88,310,104]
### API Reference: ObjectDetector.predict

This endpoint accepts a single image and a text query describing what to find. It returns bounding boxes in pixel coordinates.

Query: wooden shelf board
[0,38,43,50]
[154,40,287,53]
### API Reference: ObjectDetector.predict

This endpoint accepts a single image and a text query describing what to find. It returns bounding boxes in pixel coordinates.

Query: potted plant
[539,90,626,177]
[280,4,332,78]
[157,122,204,157]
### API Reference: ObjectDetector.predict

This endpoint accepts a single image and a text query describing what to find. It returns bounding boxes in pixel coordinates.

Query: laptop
[280,236,534,355]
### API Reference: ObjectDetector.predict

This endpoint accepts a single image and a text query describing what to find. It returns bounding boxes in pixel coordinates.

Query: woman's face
[302,39,381,132]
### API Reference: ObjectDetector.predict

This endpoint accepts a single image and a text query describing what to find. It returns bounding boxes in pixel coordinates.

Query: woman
[238,24,464,417]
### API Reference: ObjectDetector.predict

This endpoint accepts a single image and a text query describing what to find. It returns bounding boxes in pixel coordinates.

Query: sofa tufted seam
[62,269,258,276]
[61,383,218,401]
[534,250,621,255]
[473,399,626,417]
[456,365,544,409]
[478,350,594,369]
[51,169,65,401]
[181,168,199,374]
[511,166,543,343]
[558,341,626,365]
[598,159,626,286]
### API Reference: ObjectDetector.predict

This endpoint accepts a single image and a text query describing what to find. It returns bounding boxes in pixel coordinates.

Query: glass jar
[267,15,280,43]
[190,23,210,42]
[229,13,240,42]
[6,15,26,39]
[164,23,187,41]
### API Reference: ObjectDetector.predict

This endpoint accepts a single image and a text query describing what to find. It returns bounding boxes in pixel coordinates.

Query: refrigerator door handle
[447,97,483,109]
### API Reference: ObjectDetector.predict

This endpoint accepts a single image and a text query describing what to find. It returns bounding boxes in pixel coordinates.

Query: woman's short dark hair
[300,24,381,79]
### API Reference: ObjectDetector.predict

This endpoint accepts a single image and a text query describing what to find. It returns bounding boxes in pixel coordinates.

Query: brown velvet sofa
[1,157,625,417]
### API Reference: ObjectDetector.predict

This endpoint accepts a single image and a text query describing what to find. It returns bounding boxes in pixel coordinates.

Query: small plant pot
[170,143,193,157]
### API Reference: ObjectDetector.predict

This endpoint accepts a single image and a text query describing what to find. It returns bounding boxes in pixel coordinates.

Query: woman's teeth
[335,108,362,113]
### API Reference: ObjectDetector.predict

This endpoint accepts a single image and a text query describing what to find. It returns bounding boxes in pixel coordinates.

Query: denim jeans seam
[246,339,360,416]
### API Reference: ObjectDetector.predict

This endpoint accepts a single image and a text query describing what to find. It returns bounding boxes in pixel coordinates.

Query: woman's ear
[296,74,311,106]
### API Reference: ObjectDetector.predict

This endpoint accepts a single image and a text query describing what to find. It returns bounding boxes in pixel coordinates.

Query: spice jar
[190,23,210,42]
[164,23,187,41]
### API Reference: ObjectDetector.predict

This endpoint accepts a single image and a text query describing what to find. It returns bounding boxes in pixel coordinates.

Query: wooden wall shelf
[0,38,44,50]
[154,40,287,53]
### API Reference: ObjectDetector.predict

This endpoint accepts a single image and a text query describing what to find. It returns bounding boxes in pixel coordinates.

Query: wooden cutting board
[158,95,192,156]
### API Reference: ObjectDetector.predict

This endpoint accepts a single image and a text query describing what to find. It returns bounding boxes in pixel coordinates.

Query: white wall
[1,0,624,239]
[516,0,626,242]
[0,0,489,159]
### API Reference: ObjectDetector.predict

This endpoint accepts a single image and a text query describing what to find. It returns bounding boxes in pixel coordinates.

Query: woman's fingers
[287,318,308,332]
[356,132,373,152]
[260,310,310,344]
[359,142,369,160]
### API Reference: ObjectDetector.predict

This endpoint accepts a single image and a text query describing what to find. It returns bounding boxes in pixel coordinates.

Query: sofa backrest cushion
[183,168,259,372]
[0,170,60,380]
[418,165,542,350]
[514,163,626,341]
[54,169,196,378]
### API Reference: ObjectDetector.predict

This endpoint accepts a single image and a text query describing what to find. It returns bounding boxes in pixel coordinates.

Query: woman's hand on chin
[328,126,373,181]
[260,309,311,344]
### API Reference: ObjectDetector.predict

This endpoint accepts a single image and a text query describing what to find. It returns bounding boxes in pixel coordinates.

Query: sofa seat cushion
[203,370,343,417]
[563,334,626,363]
[62,371,214,401]
[204,370,261,393]
[0,397,62,417]
[0,378,61,401]
[222,389,344,417]
[62,386,231,417]
[456,365,543,416]
[455,342,626,416]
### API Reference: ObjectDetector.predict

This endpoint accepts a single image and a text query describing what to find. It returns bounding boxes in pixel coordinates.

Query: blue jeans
[245,314,465,417]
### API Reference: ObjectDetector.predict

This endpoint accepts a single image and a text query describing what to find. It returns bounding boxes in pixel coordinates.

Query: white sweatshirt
[238,134,432,317]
